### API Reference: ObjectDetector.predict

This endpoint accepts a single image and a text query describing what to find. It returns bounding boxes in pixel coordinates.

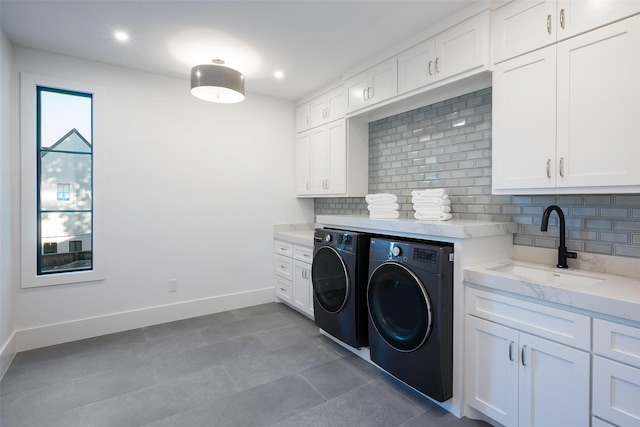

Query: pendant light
[190,59,245,103]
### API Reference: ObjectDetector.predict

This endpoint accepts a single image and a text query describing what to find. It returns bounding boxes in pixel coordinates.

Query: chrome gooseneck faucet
[541,205,577,268]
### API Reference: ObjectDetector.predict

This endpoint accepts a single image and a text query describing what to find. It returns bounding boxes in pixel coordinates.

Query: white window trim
[20,72,106,288]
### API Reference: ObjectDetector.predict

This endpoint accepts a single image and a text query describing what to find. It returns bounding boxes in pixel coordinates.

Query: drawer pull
[280,287,286,292]
[522,345,527,366]
[508,341,515,362]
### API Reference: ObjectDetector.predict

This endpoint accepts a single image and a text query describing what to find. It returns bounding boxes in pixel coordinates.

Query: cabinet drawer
[593,355,640,426]
[594,318,640,368]
[294,245,313,263]
[275,275,292,304]
[274,240,293,257]
[466,288,590,350]
[274,254,293,280]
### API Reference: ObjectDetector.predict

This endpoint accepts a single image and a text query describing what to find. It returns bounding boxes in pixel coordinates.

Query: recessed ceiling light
[274,71,284,79]
[114,31,129,42]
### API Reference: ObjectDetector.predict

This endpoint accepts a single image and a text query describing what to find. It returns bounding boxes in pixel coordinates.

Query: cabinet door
[465,315,519,427]
[324,120,347,194]
[556,15,640,189]
[293,260,311,315]
[296,102,310,133]
[436,12,489,81]
[295,131,311,196]
[344,71,369,113]
[325,86,345,122]
[309,126,328,194]
[593,355,640,426]
[492,45,557,193]
[397,38,437,94]
[368,57,398,106]
[518,333,590,427]
[558,0,640,41]
[493,0,556,63]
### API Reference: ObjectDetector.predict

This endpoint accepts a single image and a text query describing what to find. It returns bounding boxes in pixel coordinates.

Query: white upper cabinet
[398,12,490,94]
[296,85,344,133]
[309,86,345,128]
[492,15,640,194]
[344,57,398,114]
[493,0,640,63]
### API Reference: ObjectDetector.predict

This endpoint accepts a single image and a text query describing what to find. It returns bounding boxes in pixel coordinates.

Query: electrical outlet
[168,279,177,292]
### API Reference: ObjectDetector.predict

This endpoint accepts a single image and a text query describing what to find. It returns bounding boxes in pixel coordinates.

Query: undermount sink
[489,263,603,287]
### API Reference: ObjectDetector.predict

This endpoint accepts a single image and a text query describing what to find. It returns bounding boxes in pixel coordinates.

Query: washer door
[367,262,433,352]
[311,246,350,314]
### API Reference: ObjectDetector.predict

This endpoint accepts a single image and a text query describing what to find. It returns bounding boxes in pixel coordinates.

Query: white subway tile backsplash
[314,88,640,259]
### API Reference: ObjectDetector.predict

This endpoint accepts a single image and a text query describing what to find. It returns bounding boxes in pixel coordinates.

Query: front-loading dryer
[367,237,454,402]
[311,228,369,349]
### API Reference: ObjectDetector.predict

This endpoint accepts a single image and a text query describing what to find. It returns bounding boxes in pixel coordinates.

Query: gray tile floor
[0,302,488,426]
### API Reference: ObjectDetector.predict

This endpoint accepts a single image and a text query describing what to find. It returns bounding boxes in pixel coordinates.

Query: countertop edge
[464,260,640,324]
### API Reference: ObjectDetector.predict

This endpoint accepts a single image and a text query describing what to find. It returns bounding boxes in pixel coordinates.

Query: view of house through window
[37,87,93,274]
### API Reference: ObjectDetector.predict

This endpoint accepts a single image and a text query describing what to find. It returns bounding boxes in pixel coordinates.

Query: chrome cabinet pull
[428,60,433,76]
[559,157,565,177]
[435,57,440,73]
[560,8,565,29]
[367,87,373,100]
[508,341,515,361]
[521,345,527,366]
[547,159,551,178]
[547,14,552,35]
[362,88,368,101]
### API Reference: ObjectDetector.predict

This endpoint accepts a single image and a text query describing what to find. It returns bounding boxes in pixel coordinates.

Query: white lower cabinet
[592,318,640,426]
[274,240,313,318]
[465,288,590,426]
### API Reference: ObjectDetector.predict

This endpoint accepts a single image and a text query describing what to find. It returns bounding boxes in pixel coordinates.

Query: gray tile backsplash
[314,87,640,259]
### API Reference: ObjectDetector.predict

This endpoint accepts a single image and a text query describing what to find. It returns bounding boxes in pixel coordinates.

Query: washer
[367,237,454,402]
[311,228,369,349]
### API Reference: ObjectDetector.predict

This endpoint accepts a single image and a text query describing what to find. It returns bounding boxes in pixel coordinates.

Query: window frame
[20,72,106,288]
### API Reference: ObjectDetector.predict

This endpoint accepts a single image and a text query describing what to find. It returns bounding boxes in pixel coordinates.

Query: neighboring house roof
[42,128,91,156]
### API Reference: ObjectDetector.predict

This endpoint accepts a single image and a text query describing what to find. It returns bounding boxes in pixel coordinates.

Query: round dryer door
[311,246,350,314]
[367,262,433,352]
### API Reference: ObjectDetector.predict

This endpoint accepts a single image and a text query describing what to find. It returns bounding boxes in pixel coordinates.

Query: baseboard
[14,287,275,352]
[0,331,17,380]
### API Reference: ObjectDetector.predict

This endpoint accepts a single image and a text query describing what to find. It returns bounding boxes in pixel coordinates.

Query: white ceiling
[1,0,477,101]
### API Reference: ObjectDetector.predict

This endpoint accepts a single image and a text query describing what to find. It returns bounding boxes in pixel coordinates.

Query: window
[37,87,93,275]
[21,73,105,288]
[56,183,71,201]
[69,240,82,252]
[43,242,58,254]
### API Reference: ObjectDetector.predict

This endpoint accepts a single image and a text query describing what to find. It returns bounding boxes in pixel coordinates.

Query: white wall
[9,47,314,351]
[0,27,16,375]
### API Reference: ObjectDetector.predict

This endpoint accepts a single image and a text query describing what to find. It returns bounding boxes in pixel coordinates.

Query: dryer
[367,237,454,402]
[311,228,369,349]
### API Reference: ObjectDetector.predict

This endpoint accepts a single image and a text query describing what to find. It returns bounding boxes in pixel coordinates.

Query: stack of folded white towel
[365,193,399,219]
[412,189,452,221]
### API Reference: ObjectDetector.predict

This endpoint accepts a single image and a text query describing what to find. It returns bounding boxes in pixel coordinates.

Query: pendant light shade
[190,64,245,103]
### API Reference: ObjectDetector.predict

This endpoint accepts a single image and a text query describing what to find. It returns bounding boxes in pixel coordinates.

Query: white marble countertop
[464,259,640,324]
[273,224,314,247]
[316,215,516,239]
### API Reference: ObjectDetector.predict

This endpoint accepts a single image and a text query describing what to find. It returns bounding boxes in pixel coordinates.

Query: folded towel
[365,193,397,204]
[411,197,451,206]
[368,203,399,212]
[414,212,452,221]
[413,205,451,214]
[412,189,447,198]
[370,211,400,219]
